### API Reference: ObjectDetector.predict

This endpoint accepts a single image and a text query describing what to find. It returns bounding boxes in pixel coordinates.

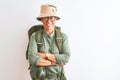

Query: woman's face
[41,16,57,32]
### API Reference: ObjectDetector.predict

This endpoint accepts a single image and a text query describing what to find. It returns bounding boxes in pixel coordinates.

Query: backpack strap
[35,26,43,52]
[55,27,63,54]
[55,27,66,80]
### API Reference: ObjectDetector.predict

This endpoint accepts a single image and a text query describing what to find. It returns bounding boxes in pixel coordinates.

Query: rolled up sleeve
[55,33,70,64]
[28,33,42,65]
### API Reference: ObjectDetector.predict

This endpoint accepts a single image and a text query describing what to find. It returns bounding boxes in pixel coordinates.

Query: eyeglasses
[41,16,57,21]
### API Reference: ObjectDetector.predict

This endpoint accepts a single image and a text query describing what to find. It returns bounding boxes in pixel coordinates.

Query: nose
[47,18,51,22]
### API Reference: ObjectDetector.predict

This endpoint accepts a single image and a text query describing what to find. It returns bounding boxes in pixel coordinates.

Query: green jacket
[28,29,70,80]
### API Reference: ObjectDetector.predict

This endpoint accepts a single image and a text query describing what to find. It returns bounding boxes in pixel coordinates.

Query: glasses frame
[41,16,57,22]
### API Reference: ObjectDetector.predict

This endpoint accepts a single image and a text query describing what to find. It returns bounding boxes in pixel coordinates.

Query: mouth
[47,23,52,27]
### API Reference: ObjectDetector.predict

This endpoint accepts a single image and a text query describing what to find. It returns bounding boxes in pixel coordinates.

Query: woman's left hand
[37,52,46,59]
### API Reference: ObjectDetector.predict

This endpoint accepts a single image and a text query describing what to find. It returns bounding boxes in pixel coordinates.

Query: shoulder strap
[55,27,65,80]
[35,26,43,52]
[55,27,63,54]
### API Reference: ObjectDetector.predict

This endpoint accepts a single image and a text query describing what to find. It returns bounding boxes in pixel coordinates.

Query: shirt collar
[43,30,55,38]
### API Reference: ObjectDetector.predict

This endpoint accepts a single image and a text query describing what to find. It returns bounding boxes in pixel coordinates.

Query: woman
[28,4,70,80]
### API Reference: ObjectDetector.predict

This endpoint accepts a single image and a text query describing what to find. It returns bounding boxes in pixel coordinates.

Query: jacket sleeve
[28,33,42,65]
[54,33,71,64]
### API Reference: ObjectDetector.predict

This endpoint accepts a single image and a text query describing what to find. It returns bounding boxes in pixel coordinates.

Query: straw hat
[37,4,60,21]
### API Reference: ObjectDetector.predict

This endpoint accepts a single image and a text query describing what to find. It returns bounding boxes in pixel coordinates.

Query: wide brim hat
[37,4,60,21]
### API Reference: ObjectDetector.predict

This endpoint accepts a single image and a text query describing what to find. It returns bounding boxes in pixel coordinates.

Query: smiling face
[41,16,57,34]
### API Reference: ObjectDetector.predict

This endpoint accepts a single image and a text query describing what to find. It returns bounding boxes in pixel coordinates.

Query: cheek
[52,21,56,25]
[41,21,46,25]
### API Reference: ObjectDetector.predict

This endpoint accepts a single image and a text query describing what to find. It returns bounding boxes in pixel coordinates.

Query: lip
[46,23,52,27]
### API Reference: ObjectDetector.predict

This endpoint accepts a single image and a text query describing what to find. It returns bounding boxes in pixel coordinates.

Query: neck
[46,30,53,34]
[43,25,55,34]
[44,29,54,35]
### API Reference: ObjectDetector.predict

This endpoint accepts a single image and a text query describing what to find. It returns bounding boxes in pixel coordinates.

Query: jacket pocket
[30,66,46,80]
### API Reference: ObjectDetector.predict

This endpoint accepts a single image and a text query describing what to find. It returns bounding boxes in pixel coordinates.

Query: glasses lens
[42,16,57,21]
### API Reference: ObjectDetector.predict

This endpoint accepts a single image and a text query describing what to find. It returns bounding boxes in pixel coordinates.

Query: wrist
[51,61,52,65]
[45,53,50,59]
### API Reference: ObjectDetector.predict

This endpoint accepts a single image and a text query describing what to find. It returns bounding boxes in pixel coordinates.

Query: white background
[0,0,120,80]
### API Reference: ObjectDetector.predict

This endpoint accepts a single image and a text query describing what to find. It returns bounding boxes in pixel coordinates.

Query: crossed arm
[36,52,59,66]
